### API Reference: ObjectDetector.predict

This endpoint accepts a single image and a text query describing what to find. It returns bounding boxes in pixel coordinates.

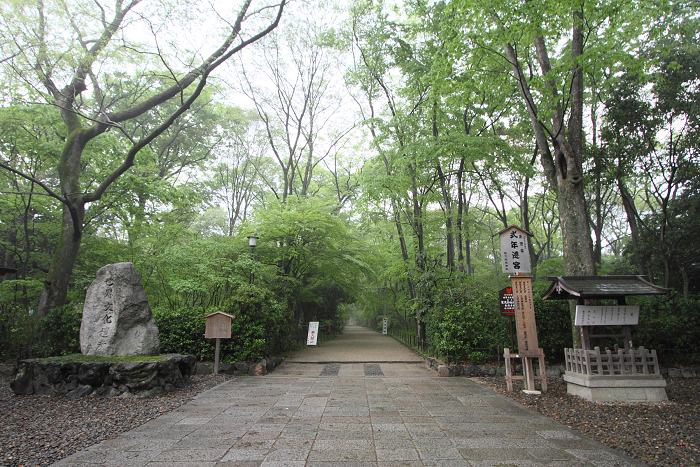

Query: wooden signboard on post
[499,226,531,274]
[497,226,547,394]
[205,312,233,339]
[203,311,234,375]
[511,275,539,354]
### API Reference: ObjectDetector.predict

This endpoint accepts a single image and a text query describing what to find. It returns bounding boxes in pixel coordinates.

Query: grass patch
[37,354,169,363]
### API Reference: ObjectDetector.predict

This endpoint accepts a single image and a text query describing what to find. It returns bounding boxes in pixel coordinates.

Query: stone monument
[80,262,160,356]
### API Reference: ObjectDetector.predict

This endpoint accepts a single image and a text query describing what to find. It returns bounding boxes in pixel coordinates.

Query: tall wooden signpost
[498,226,547,394]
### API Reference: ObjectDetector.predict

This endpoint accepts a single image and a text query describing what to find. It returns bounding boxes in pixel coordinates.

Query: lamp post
[248,235,258,254]
[248,235,258,284]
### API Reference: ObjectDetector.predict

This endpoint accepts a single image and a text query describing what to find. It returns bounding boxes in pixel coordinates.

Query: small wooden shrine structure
[543,275,669,402]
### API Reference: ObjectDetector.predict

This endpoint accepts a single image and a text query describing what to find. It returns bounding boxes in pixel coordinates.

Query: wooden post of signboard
[203,311,234,375]
[214,338,221,374]
[511,274,540,392]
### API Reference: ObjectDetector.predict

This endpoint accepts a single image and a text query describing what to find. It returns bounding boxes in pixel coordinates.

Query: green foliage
[634,295,700,365]
[531,281,572,363]
[32,304,82,357]
[153,305,211,359]
[422,276,508,364]
[411,276,573,364]
[0,302,34,362]
[221,285,290,361]
[0,278,44,361]
[155,284,291,362]
[533,258,564,281]
[254,197,372,324]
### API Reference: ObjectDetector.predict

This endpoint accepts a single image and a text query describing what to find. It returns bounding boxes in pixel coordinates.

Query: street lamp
[248,235,258,254]
[248,235,259,284]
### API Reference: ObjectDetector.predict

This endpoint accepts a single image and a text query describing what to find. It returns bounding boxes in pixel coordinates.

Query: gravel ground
[476,376,700,467]
[0,372,232,467]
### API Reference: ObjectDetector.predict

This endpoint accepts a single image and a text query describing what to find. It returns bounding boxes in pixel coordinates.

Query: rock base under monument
[564,371,668,402]
[10,354,195,398]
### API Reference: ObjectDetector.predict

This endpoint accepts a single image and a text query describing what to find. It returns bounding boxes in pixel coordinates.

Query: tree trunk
[679,264,689,300]
[618,180,645,275]
[502,7,596,347]
[521,150,537,269]
[409,173,425,344]
[436,163,455,269]
[36,200,85,318]
[456,159,465,272]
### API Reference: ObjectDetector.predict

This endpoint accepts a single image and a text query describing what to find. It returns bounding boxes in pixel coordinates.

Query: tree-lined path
[53,327,641,466]
[284,325,423,364]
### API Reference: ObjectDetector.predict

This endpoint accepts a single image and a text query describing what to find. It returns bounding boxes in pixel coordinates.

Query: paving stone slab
[53,326,642,467]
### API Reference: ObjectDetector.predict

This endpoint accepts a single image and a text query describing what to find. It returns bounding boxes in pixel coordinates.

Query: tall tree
[0,0,286,318]
[442,0,668,343]
[602,25,700,294]
[236,1,353,202]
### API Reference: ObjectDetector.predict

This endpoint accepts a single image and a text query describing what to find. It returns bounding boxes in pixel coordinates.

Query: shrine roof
[542,275,669,301]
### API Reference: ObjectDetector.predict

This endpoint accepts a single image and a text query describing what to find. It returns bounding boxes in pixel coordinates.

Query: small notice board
[203,311,234,339]
[499,287,515,316]
[307,321,319,346]
[575,305,639,326]
[498,226,531,274]
[202,311,234,375]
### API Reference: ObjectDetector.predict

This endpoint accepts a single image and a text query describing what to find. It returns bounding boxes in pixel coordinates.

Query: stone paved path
[53,326,642,466]
[285,326,423,363]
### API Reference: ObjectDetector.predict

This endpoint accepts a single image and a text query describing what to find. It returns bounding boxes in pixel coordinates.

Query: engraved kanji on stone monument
[81,262,160,356]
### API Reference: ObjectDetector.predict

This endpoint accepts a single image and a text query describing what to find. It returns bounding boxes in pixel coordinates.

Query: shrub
[221,284,290,361]
[155,284,292,362]
[634,295,700,365]
[33,304,82,357]
[531,281,572,362]
[423,279,508,364]
[154,305,212,359]
[420,278,573,365]
[0,303,34,361]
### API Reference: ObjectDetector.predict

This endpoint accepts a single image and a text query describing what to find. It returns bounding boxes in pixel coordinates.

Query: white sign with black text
[499,227,531,274]
[575,305,640,326]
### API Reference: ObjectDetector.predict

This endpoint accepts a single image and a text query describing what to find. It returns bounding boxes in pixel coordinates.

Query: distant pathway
[54,327,641,466]
[285,325,423,363]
